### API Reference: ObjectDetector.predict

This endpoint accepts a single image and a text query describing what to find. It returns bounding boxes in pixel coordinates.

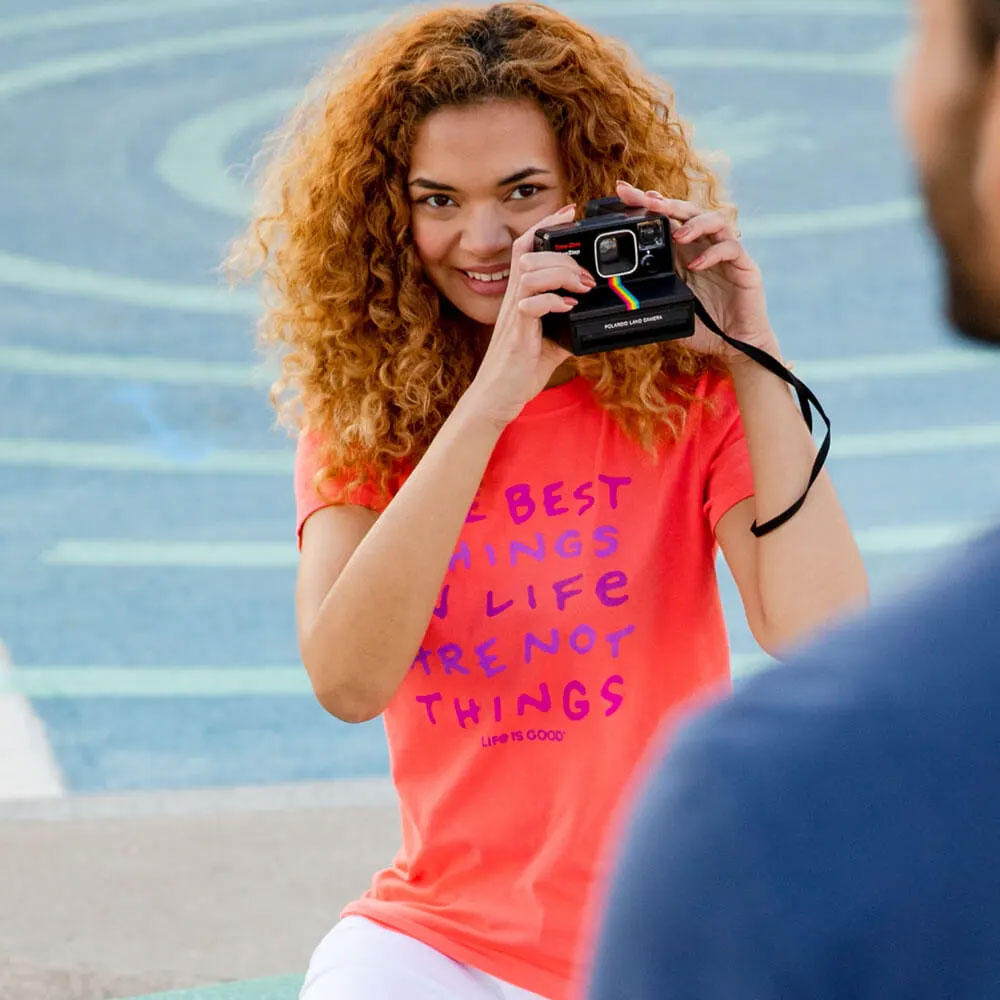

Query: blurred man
[587,1,1000,996]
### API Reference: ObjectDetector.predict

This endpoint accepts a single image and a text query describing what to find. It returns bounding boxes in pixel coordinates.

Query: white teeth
[465,269,510,282]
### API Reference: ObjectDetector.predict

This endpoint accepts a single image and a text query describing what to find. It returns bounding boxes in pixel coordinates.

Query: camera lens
[597,237,619,263]
[594,230,639,277]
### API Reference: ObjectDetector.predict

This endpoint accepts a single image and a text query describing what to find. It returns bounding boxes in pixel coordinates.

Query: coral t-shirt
[294,369,754,999]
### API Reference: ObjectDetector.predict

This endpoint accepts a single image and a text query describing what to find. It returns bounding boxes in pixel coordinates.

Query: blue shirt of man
[588,0,1000,995]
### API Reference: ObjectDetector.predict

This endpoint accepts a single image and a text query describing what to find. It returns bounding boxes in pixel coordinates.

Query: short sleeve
[700,372,754,533]
[294,430,397,548]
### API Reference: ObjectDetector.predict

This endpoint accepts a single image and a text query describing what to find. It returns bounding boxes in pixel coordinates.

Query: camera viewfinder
[637,220,665,248]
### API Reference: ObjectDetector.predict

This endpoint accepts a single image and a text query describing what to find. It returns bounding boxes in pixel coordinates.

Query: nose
[459,203,514,260]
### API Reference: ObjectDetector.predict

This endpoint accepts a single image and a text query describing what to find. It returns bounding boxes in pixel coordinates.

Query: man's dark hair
[970,0,1000,61]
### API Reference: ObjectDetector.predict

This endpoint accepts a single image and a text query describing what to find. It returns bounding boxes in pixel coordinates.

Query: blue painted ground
[5,0,995,795]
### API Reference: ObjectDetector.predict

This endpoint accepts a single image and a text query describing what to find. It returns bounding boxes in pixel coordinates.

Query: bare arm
[716,359,868,655]
[297,398,505,722]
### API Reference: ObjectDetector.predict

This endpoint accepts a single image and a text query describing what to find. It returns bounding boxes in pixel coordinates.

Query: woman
[231,4,868,998]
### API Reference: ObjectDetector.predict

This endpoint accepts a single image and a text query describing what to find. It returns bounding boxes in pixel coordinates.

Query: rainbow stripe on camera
[608,275,640,311]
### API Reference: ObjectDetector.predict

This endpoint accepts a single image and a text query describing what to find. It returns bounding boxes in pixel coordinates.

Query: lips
[456,263,512,298]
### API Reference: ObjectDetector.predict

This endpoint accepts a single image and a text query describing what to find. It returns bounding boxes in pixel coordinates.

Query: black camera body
[534,196,695,355]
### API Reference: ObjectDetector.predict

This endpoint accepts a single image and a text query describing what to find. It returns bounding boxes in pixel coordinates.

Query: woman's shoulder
[294,426,413,509]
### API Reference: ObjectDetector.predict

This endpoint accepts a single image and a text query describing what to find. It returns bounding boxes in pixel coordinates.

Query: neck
[545,359,578,388]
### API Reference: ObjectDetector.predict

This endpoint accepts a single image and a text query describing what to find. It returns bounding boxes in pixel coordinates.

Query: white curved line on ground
[562,0,903,14]
[4,666,312,696]
[43,541,297,567]
[835,423,1000,458]
[3,420,1000,475]
[37,521,988,570]
[3,344,996,387]
[2,658,770,700]
[649,38,905,75]
[745,198,919,237]
[0,0,906,45]
[155,89,299,218]
[0,0,276,40]
[0,14,377,101]
[0,438,290,474]
[0,251,257,314]
[0,345,272,386]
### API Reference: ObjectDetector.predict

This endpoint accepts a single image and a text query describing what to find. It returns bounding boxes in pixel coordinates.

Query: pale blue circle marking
[158,97,827,218]
[0,0,275,41]
[0,4,913,312]
[648,38,907,75]
[155,89,300,218]
[562,0,904,16]
[0,0,909,43]
[155,91,918,239]
[0,249,256,315]
[0,14,381,101]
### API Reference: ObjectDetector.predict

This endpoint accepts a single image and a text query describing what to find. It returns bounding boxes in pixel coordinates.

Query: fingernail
[646,190,663,199]
[688,255,704,268]
[562,296,579,307]
[616,179,634,189]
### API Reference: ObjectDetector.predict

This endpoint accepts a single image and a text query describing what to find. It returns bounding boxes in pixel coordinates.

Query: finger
[614,181,649,208]
[518,293,578,319]
[520,251,595,280]
[622,183,702,224]
[512,204,577,259]
[520,266,595,296]
[673,210,738,246]
[686,240,750,272]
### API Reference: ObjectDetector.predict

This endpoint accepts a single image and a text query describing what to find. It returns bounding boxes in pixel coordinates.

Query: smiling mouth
[462,268,511,282]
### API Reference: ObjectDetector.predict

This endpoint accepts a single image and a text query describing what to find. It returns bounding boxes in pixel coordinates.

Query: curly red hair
[229,2,732,504]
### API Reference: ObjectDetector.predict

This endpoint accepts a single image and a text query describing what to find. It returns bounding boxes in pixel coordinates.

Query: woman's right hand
[462,204,598,428]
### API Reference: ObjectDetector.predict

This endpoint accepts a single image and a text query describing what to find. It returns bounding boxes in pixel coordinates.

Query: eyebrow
[408,167,552,192]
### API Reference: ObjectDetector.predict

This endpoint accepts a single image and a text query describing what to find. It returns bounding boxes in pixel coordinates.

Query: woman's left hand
[616,180,780,365]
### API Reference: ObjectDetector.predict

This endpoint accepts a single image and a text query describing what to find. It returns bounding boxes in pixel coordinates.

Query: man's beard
[921,97,1000,345]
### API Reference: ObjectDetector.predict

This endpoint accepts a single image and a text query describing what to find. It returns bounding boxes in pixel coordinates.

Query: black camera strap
[692,299,832,538]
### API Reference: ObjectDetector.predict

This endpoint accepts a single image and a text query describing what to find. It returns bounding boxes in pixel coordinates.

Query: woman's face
[408,98,569,327]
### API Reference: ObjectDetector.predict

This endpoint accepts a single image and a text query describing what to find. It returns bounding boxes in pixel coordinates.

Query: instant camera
[534,196,695,355]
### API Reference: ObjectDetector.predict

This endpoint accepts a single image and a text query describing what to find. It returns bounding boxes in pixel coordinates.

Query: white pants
[300,915,551,1000]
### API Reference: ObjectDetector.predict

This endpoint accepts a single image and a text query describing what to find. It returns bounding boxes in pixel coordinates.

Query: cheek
[411,217,450,271]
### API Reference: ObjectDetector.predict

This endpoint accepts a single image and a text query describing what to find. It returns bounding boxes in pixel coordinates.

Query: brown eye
[423,194,455,209]
[510,184,541,201]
